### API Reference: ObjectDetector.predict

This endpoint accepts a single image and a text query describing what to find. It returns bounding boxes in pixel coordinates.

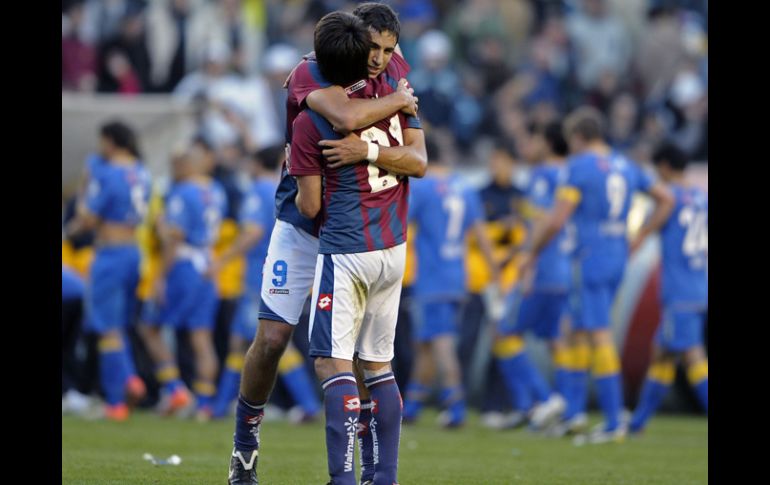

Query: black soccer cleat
[228,448,258,485]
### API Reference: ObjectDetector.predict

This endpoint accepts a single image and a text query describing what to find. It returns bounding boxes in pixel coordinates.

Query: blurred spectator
[259,43,302,138]
[387,0,438,62]
[62,1,97,92]
[213,0,266,76]
[566,0,632,92]
[96,5,152,93]
[173,39,235,103]
[633,6,685,101]
[607,92,640,154]
[666,60,707,160]
[79,0,147,46]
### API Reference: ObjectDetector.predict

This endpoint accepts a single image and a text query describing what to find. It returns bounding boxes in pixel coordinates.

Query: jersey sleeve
[287,60,332,111]
[164,189,190,235]
[556,159,585,204]
[407,178,425,222]
[239,191,265,231]
[634,162,655,194]
[288,112,324,176]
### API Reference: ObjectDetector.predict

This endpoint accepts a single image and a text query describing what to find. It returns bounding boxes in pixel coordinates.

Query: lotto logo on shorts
[269,288,290,295]
[343,395,361,412]
[318,294,333,311]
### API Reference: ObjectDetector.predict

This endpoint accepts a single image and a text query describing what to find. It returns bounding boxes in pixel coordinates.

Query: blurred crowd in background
[62,0,708,168]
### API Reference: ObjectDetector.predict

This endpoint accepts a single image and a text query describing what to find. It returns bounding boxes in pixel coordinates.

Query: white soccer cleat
[530,394,567,430]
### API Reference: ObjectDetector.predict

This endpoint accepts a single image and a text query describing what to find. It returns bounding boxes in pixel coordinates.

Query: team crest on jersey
[343,395,361,412]
[345,79,367,95]
[317,294,333,310]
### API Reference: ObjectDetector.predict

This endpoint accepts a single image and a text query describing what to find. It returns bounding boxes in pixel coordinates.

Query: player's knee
[589,329,612,347]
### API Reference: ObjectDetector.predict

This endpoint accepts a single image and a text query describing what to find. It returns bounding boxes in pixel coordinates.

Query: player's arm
[306,78,418,134]
[320,127,427,177]
[210,223,265,277]
[295,175,323,219]
[472,221,501,285]
[518,187,579,273]
[64,205,99,238]
[629,182,675,253]
[65,175,105,237]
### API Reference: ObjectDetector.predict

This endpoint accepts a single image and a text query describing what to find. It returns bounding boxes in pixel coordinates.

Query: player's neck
[584,141,611,157]
[427,165,450,176]
[110,153,136,166]
[189,174,211,185]
[667,173,686,186]
[544,156,566,166]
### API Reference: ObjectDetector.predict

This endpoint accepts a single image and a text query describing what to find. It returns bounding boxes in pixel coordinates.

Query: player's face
[99,135,114,159]
[524,133,546,163]
[367,29,397,78]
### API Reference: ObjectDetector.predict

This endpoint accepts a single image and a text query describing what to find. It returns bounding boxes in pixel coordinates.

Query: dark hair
[543,121,568,157]
[352,2,401,41]
[314,12,370,87]
[253,144,286,171]
[424,134,441,163]
[493,136,518,160]
[100,120,141,158]
[191,133,214,153]
[564,106,605,142]
[652,141,688,172]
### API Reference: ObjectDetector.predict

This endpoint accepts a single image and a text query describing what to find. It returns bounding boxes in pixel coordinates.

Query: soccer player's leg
[402,300,435,423]
[310,253,364,485]
[86,249,133,420]
[229,220,318,485]
[679,311,708,412]
[430,301,466,428]
[629,345,676,434]
[356,243,406,485]
[529,293,568,429]
[558,284,591,433]
[278,342,321,422]
[493,289,535,421]
[353,356,376,484]
[187,277,221,420]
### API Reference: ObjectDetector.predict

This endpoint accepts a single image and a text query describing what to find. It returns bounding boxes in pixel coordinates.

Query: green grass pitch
[63,411,707,484]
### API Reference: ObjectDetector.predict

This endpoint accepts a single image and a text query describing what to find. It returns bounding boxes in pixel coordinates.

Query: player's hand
[205,259,222,280]
[150,278,166,306]
[319,133,369,168]
[516,250,536,278]
[396,78,419,116]
[518,262,535,296]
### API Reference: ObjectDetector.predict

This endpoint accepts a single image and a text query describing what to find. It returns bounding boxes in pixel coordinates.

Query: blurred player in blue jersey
[210,145,321,421]
[494,121,572,430]
[65,121,151,421]
[289,12,426,485]
[138,137,227,420]
[228,5,426,484]
[627,142,708,433]
[519,107,674,444]
[402,135,497,428]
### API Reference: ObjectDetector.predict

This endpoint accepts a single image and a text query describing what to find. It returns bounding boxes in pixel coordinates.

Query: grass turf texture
[63,411,707,484]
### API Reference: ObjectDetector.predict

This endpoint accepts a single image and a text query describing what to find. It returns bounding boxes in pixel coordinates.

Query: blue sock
[687,361,708,413]
[403,382,429,420]
[594,374,622,431]
[121,331,137,378]
[358,399,375,484]
[194,380,216,411]
[364,372,402,485]
[281,366,321,416]
[212,368,241,418]
[522,353,551,403]
[155,363,184,395]
[630,378,671,432]
[497,354,533,412]
[564,369,588,420]
[439,386,466,424]
[98,335,129,406]
[554,368,570,399]
[233,394,265,452]
[321,373,359,485]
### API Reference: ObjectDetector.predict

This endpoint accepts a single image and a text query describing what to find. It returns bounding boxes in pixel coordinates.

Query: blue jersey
[62,265,85,301]
[409,173,483,299]
[526,163,571,291]
[558,151,654,283]
[660,184,708,309]
[240,178,277,290]
[164,180,227,247]
[85,161,151,226]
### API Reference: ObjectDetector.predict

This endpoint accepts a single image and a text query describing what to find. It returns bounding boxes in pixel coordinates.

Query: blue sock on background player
[563,343,590,420]
[98,334,129,406]
[403,382,429,421]
[365,371,402,485]
[494,335,534,413]
[630,361,674,432]
[552,346,571,399]
[439,386,466,425]
[278,347,321,417]
[212,352,244,418]
[321,372,359,485]
[687,360,708,412]
[592,343,623,431]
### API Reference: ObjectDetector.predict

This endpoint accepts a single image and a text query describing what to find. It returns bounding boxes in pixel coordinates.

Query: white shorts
[308,243,406,362]
[258,219,320,325]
